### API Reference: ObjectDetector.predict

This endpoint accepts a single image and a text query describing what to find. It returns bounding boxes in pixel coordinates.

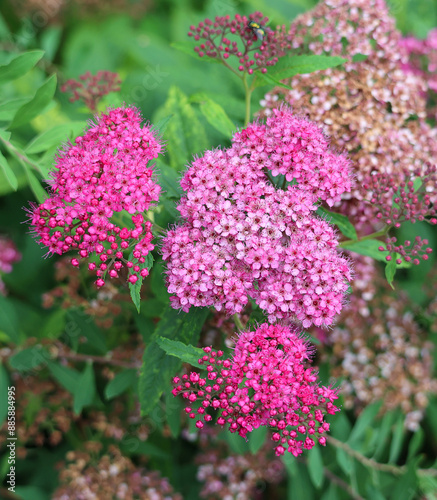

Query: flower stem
[233,313,245,331]
[243,73,253,126]
[339,227,390,248]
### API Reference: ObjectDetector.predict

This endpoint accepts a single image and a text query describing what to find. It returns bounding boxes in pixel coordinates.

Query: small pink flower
[172,323,340,457]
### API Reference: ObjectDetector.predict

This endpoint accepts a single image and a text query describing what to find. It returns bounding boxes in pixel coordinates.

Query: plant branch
[56,345,141,369]
[233,313,245,331]
[339,227,390,248]
[323,466,365,500]
[0,134,43,175]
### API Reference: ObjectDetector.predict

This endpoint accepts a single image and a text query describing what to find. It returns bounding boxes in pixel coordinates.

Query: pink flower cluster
[0,237,21,295]
[163,107,352,327]
[172,323,339,457]
[30,107,162,287]
[188,12,293,74]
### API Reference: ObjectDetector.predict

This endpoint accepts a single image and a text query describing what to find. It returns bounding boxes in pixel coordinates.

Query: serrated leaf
[9,74,57,129]
[139,306,208,416]
[73,362,96,415]
[9,345,50,372]
[341,239,410,268]
[66,310,107,354]
[348,401,382,444]
[156,336,204,368]
[104,369,137,400]
[153,86,208,170]
[191,93,235,137]
[25,122,86,154]
[317,207,357,240]
[0,50,44,83]
[46,360,80,394]
[254,54,346,88]
[307,444,324,489]
[248,426,268,454]
[0,150,18,190]
[171,42,222,64]
[129,252,154,313]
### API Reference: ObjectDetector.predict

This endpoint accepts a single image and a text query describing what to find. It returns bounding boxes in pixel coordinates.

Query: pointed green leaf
[156,336,205,368]
[73,362,96,415]
[0,151,18,190]
[0,50,44,83]
[9,345,50,372]
[0,97,32,121]
[341,239,410,268]
[139,306,208,416]
[225,430,250,454]
[24,168,48,203]
[46,360,80,394]
[307,444,324,489]
[248,426,268,454]
[66,310,107,354]
[25,122,86,154]
[0,295,20,344]
[191,93,235,137]
[105,369,138,400]
[129,252,154,313]
[385,257,397,289]
[389,415,406,463]
[154,86,208,170]
[317,207,358,240]
[348,401,382,444]
[9,74,57,129]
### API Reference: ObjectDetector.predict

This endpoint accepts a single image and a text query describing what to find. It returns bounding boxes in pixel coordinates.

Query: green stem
[339,227,390,248]
[0,134,43,174]
[233,313,245,331]
[243,73,253,127]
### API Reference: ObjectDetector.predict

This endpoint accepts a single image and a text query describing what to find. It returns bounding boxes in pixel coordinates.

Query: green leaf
[73,362,96,415]
[9,74,57,129]
[129,252,154,313]
[0,50,44,83]
[385,257,397,289]
[0,363,9,425]
[407,427,424,461]
[352,53,368,62]
[24,168,48,203]
[389,415,406,463]
[25,122,86,154]
[9,345,50,372]
[248,426,268,454]
[316,207,358,240]
[46,360,80,394]
[154,86,208,170]
[307,444,324,489]
[254,54,346,88]
[152,114,173,135]
[157,161,182,199]
[165,387,182,438]
[348,401,382,444]
[0,295,20,344]
[341,239,410,268]
[0,97,32,121]
[225,430,250,454]
[0,150,18,190]
[171,42,222,64]
[336,447,354,476]
[156,336,205,368]
[139,306,209,416]
[372,411,397,460]
[191,93,235,137]
[66,310,107,354]
[104,369,138,400]
[389,456,420,500]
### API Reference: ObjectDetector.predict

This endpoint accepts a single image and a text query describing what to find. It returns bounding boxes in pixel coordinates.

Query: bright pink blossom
[30,106,162,287]
[0,237,21,295]
[172,323,339,457]
[163,107,352,327]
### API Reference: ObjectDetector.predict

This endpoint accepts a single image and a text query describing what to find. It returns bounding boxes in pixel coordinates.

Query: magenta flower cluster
[30,107,162,287]
[162,107,352,327]
[188,12,293,74]
[172,323,339,457]
[0,237,21,295]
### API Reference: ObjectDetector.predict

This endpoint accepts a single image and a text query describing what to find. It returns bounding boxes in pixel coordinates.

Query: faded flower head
[30,106,162,288]
[61,70,122,112]
[163,107,352,327]
[172,323,340,457]
[188,12,293,74]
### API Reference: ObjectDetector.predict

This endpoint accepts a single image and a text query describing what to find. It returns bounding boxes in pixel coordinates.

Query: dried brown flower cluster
[0,374,77,458]
[43,257,128,329]
[259,0,437,219]
[53,443,182,500]
[316,256,437,430]
[195,431,284,499]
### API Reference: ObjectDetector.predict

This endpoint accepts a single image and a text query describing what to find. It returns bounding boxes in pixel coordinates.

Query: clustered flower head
[61,70,122,112]
[30,106,162,288]
[0,236,21,295]
[400,29,437,122]
[163,107,352,327]
[315,255,437,431]
[188,12,293,74]
[53,443,182,500]
[172,323,340,457]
